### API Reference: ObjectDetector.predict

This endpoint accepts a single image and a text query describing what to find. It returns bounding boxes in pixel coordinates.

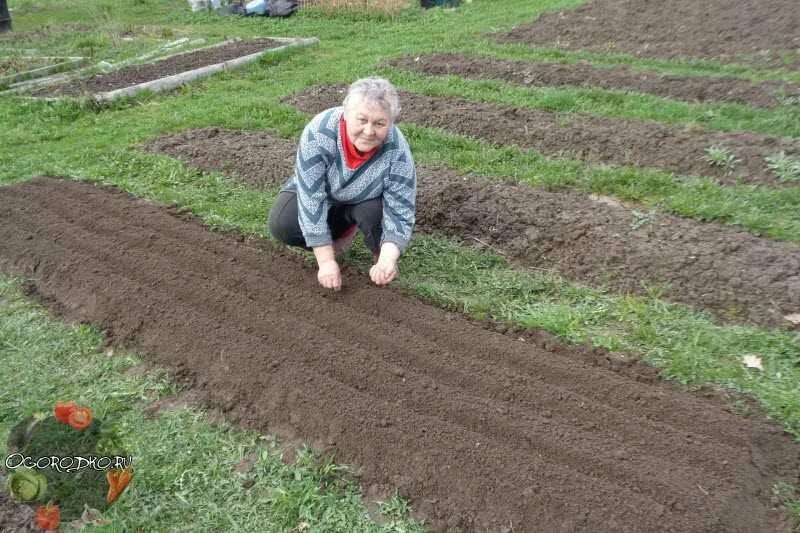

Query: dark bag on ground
[268,0,297,17]
[421,0,460,7]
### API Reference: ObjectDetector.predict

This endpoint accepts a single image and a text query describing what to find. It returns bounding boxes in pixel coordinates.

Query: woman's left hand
[370,258,398,286]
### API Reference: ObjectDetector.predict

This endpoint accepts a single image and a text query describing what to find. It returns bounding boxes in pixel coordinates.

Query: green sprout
[703,145,739,171]
[765,151,800,181]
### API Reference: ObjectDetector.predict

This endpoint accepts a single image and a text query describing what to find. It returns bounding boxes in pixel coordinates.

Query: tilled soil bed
[1,177,798,531]
[148,128,800,328]
[389,54,800,109]
[30,38,281,97]
[497,0,800,71]
[285,85,800,187]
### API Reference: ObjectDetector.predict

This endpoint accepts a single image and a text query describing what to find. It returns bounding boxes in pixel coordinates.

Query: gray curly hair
[342,77,401,121]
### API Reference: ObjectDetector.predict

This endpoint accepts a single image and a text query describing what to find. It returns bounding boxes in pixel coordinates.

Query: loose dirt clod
[1,177,797,531]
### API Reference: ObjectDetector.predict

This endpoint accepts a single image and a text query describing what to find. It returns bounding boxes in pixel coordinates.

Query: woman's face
[343,98,391,152]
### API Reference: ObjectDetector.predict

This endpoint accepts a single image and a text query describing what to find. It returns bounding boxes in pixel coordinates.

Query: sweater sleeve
[295,120,334,248]
[380,135,417,254]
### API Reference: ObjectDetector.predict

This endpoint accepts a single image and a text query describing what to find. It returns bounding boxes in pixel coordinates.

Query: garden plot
[389,54,800,109]
[286,86,800,187]
[1,177,798,532]
[497,0,800,70]
[148,128,800,328]
[28,37,317,102]
[0,54,85,86]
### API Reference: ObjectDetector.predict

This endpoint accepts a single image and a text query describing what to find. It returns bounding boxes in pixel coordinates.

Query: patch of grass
[765,151,800,182]
[307,0,412,16]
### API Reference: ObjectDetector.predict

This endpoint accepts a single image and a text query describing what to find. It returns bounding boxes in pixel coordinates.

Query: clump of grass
[765,151,800,181]
[303,0,410,16]
[703,145,738,171]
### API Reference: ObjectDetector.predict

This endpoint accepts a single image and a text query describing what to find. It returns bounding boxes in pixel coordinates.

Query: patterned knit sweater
[282,106,417,253]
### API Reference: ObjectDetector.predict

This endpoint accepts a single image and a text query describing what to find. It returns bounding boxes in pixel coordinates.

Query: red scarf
[340,116,378,170]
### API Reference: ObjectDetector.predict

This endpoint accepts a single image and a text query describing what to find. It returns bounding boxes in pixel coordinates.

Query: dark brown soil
[147,128,800,328]
[0,479,35,533]
[285,85,800,187]
[496,0,800,71]
[147,127,297,189]
[31,38,281,97]
[389,53,800,109]
[1,177,798,531]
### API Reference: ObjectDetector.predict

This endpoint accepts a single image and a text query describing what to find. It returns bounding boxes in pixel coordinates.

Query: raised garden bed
[285,85,800,187]
[148,128,800,328]
[388,53,800,108]
[0,177,797,532]
[0,55,86,86]
[28,37,318,102]
[497,0,800,70]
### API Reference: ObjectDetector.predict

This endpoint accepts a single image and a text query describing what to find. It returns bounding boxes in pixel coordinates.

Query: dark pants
[268,191,383,254]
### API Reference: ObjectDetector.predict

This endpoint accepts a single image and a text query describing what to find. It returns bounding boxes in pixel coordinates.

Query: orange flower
[106,467,133,504]
[53,401,77,424]
[35,504,60,531]
[67,406,93,431]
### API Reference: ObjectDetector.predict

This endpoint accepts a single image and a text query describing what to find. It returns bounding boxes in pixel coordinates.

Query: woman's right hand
[317,259,342,291]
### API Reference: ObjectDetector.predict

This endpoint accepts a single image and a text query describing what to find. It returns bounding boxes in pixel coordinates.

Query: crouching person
[269,77,417,291]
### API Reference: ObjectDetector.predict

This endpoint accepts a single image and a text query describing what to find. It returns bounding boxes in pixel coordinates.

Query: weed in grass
[379,491,425,533]
[640,281,670,300]
[380,492,413,519]
[765,151,800,182]
[702,145,738,171]
[73,34,111,58]
[308,0,411,16]
[697,109,716,122]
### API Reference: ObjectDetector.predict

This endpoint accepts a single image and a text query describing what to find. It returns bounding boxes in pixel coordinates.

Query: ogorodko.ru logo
[5,453,133,473]
[3,401,134,531]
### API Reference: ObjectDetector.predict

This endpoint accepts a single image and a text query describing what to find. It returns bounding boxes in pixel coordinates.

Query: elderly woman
[269,78,417,291]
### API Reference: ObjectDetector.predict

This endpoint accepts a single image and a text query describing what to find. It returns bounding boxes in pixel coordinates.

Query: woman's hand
[370,258,397,286]
[318,259,342,291]
[370,242,401,286]
[313,245,341,291]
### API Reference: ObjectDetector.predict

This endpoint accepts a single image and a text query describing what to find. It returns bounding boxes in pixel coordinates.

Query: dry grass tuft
[299,0,411,15]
